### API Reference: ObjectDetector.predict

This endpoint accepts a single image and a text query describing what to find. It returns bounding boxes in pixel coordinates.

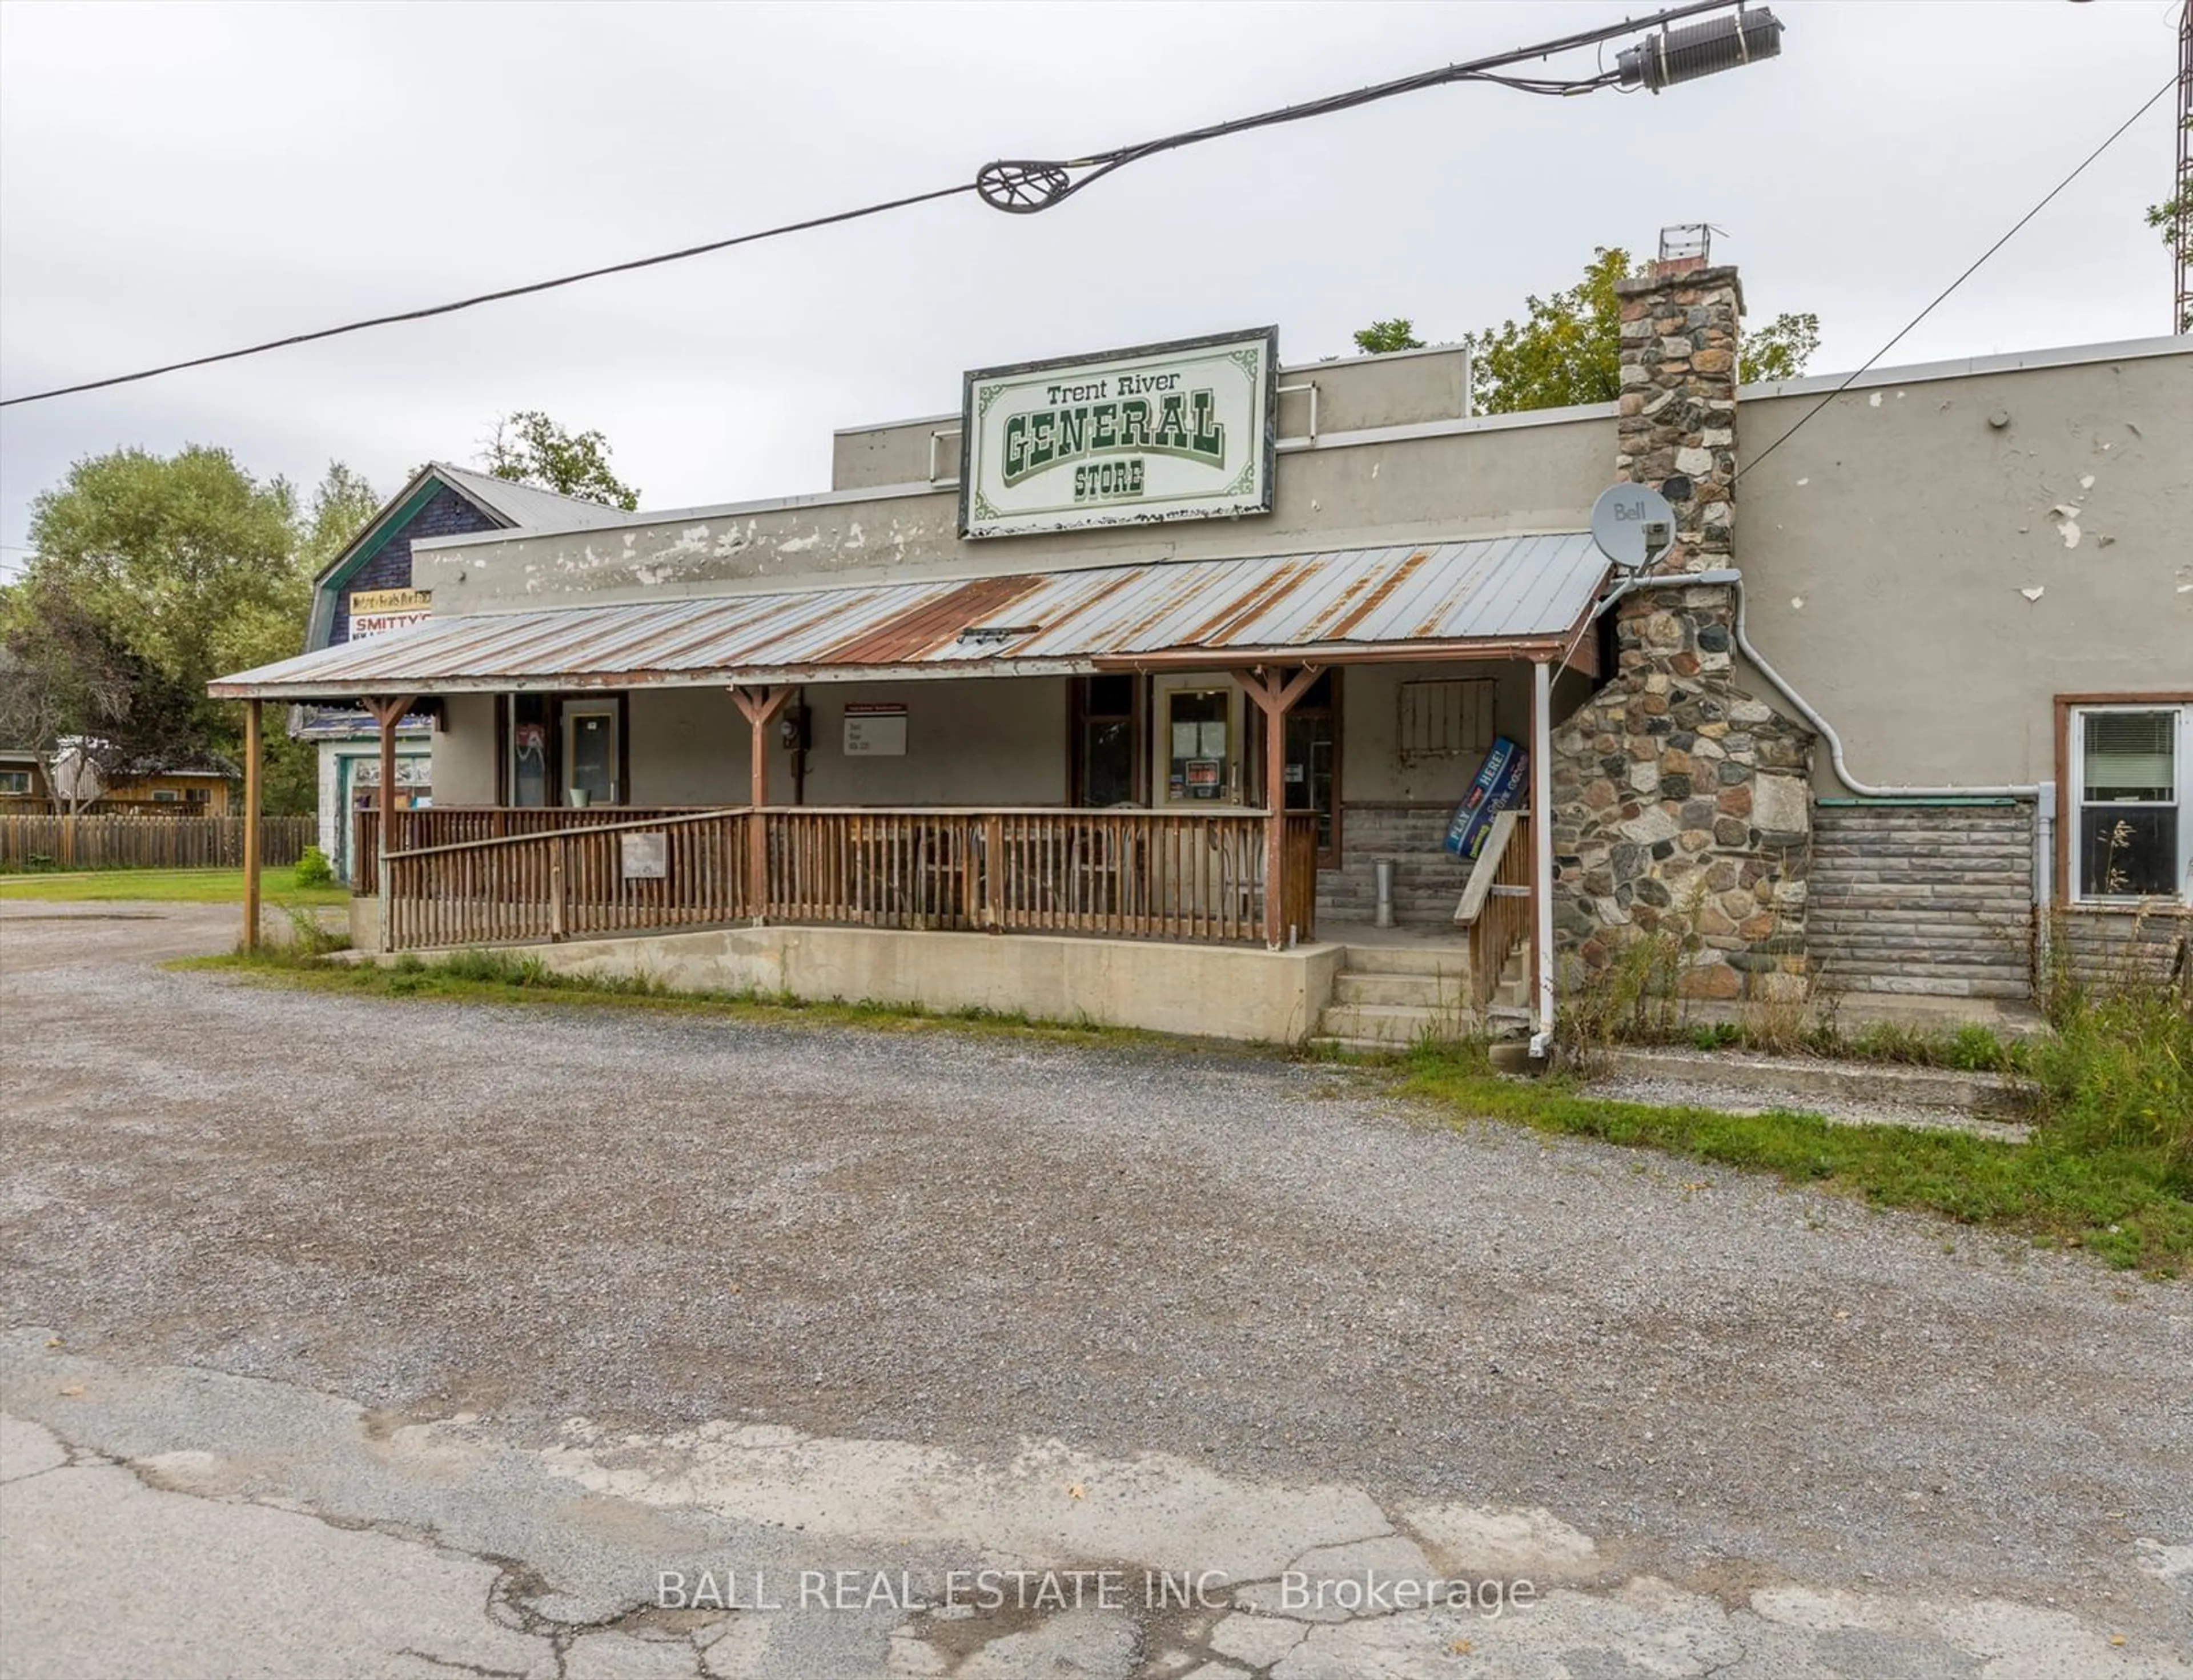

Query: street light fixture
[977,1,1791,215]
[1619,7,1786,94]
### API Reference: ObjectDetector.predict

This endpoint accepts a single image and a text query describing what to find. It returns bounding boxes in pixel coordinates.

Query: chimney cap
[1658,223,1715,267]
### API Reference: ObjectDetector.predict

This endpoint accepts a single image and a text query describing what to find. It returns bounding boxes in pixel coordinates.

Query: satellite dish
[1589,484,1677,574]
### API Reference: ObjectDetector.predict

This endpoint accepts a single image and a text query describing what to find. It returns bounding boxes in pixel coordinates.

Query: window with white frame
[0,771,30,795]
[2070,704,2191,903]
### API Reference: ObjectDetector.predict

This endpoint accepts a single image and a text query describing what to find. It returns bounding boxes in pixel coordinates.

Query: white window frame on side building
[2064,699,2192,907]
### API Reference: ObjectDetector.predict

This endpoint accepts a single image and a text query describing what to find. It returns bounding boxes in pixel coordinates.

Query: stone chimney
[1548,239,1816,1003]
[1614,254,1742,574]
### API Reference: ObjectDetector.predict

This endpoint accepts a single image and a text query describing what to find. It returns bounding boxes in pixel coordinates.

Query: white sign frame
[842,704,908,757]
[958,327,1278,540]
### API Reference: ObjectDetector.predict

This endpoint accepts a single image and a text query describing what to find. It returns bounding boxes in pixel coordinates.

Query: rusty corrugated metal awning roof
[210,533,1607,700]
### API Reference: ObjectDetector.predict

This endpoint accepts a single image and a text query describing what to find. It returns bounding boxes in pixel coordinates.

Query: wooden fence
[0,812,316,871]
[377,806,1321,952]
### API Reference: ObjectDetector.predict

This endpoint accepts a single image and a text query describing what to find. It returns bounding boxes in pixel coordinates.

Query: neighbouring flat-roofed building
[212,254,2192,1047]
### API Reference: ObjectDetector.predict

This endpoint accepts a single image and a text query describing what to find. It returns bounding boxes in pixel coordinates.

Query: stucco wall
[628,688,749,805]
[799,678,1069,806]
[430,696,499,805]
[1735,349,2190,791]
[406,412,1609,615]
[829,344,1475,492]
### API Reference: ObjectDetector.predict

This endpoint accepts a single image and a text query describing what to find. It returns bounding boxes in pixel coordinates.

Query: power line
[1738,73,2178,484]
[0,182,977,409]
[0,0,1750,409]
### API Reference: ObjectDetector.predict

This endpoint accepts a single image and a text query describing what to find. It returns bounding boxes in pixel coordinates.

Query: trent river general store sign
[959,328,1278,540]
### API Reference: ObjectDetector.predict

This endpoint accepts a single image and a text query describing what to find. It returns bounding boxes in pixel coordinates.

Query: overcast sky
[0,0,2181,572]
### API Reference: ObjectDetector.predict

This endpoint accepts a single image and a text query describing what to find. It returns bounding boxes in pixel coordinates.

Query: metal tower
[2177,1,2192,333]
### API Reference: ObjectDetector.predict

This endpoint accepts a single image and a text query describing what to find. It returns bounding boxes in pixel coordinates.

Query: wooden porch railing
[376,806,1320,952]
[383,810,750,951]
[1453,809,1533,1009]
[354,804,712,892]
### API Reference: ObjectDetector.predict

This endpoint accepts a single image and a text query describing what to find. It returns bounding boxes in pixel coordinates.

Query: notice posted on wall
[843,702,908,757]
[620,831,668,880]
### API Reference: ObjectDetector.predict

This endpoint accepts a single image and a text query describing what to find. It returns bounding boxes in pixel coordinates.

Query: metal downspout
[1529,658,1556,1060]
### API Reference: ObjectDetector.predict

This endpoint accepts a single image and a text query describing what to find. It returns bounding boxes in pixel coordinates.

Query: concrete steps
[1310,934,1518,1054]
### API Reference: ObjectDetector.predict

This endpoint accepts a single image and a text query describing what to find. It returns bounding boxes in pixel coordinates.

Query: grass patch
[0,866,350,907]
[174,944,1205,1053]
[1400,1038,2192,1276]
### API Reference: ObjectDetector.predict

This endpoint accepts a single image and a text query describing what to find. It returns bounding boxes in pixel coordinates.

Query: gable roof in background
[305,462,631,652]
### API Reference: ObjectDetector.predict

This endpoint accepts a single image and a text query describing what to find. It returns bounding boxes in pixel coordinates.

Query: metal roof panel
[210,533,1607,697]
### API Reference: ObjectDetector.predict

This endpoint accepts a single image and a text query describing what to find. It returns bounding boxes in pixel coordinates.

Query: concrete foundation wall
[362,917,1345,1045]
[1809,802,2035,999]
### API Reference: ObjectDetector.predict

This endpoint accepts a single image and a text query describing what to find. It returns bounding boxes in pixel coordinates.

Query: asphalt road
[2,901,2187,1678]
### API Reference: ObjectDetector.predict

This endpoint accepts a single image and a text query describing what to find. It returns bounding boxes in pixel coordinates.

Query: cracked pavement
[1,902,2190,1677]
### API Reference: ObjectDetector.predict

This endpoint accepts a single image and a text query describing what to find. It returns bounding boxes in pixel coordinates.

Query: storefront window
[2073,705,2189,902]
[1166,688,1230,802]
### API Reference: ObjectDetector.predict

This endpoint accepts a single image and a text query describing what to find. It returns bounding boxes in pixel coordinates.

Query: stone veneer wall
[1809,803,2035,998]
[2054,906,2192,991]
[1315,805,1472,924]
[1552,584,1815,999]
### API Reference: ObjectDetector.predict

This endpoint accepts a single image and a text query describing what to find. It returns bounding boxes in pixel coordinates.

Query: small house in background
[295,463,628,881]
[0,745,237,813]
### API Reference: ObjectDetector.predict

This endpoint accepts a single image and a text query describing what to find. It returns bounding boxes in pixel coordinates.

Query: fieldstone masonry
[1553,258,1818,999]
[1614,260,1742,574]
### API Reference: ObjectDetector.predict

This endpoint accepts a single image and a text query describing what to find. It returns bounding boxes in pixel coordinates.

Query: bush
[292,845,335,888]
[2029,979,2192,1193]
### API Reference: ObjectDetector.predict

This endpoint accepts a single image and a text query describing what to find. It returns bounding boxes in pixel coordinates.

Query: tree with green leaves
[0,576,197,814]
[2144,114,2192,334]
[23,446,307,743]
[1352,319,1426,355]
[1353,249,1820,414]
[298,461,384,577]
[482,411,640,510]
[1464,248,1819,413]
[6,445,320,812]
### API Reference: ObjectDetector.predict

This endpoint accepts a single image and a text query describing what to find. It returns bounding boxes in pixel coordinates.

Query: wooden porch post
[731,685,792,921]
[1239,665,1323,949]
[241,698,263,952]
[363,696,417,952]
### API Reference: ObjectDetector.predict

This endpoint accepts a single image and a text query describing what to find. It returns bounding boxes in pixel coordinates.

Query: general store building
[212,251,2191,1048]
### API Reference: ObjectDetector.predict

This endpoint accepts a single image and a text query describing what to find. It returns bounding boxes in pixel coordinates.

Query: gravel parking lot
[3,902,2189,1675]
